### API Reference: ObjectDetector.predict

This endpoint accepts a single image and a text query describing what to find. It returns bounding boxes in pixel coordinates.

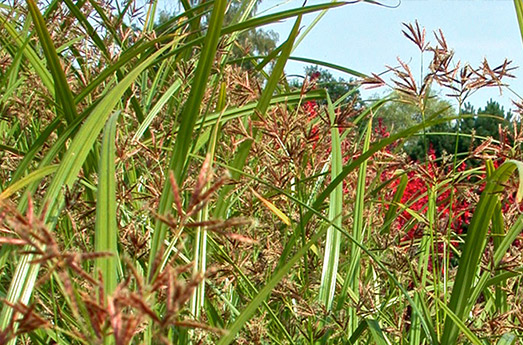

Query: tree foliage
[289,66,360,108]
[155,1,279,68]
[377,93,516,161]
[377,91,455,135]
[304,65,360,103]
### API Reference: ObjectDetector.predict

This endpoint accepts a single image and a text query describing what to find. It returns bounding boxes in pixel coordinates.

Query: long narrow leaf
[514,0,523,45]
[148,0,228,280]
[319,94,344,310]
[441,160,523,344]
[26,0,77,123]
[94,111,120,297]
[347,118,372,334]
[0,165,58,201]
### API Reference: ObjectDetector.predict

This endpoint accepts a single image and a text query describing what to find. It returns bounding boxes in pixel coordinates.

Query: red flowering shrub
[301,95,522,278]
[304,101,320,147]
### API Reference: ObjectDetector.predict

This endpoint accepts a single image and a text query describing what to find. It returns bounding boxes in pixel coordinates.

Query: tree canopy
[376,93,516,161]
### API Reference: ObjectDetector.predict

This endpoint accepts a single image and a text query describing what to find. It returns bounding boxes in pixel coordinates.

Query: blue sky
[257,0,523,112]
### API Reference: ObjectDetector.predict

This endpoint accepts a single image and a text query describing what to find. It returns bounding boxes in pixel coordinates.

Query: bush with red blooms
[303,97,521,274]
[395,151,470,240]
[304,101,320,147]
[385,147,472,271]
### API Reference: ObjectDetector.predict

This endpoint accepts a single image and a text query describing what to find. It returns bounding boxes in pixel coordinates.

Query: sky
[156,0,523,112]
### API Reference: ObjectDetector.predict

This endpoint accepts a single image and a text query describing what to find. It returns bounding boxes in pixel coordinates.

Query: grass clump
[1,1,523,344]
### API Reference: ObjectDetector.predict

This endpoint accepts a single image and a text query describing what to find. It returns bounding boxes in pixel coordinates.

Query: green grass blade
[0,165,58,201]
[0,14,54,95]
[514,0,523,45]
[347,118,372,335]
[15,109,93,213]
[292,0,334,53]
[9,118,62,184]
[319,94,344,310]
[61,0,110,58]
[410,185,436,344]
[254,20,301,118]
[497,333,517,345]
[492,212,523,266]
[87,0,121,47]
[486,161,509,313]
[143,0,159,33]
[0,143,23,157]
[193,90,326,133]
[347,321,368,344]
[435,296,483,345]
[94,111,120,298]
[492,199,508,313]
[74,35,175,103]
[133,79,182,142]
[441,160,523,344]
[190,82,227,320]
[221,2,347,36]
[467,209,523,318]
[154,1,212,35]
[148,0,228,280]
[366,319,392,345]
[288,57,367,79]
[381,174,408,234]
[26,0,77,123]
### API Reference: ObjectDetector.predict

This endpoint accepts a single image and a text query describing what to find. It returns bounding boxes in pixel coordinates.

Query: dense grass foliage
[1,1,523,344]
